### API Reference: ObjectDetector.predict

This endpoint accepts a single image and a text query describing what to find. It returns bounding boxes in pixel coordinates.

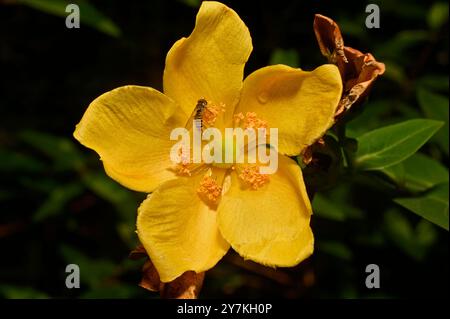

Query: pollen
[175,162,192,176]
[202,101,225,127]
[197,176,222,204]
[238,165,270,190]
[173,147,192,176]
[234,112,245,126]
[235,112,267,131]
[244,112,267,130]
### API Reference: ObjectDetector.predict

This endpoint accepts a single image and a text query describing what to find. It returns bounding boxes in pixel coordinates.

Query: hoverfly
[185,98,208,131]
[177,98,208,175]
[178,98,210,176]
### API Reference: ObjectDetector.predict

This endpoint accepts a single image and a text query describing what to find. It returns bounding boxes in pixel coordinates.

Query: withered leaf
[160,271,205,299]
[128,244,148,260]
[139,259,163,292]
[313,14,348,70]
[313,14,385,119]
[130,244,205,299]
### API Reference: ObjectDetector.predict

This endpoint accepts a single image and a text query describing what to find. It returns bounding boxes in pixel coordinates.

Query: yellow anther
[238,165,269,190]
[197,176,222,204]
[234,112,245,126]
[235,112,267,130]
[202,101,225,127]
[242,112,267,130]
[173,147,192,176]
[175,162,192,176]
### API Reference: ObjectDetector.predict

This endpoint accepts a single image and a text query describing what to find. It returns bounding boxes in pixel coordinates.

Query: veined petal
[137,173,230,282]
[74,85,186,193]
[163,1,252,122]
[218,155,314,267]
[236,64,342,155]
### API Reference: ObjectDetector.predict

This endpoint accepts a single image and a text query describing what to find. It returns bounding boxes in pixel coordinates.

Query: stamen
[238,165,270,190]
[173,147,192,176]
[202,101,225,127]
[197,176,222,204]
[234,112,245,126]
[235,112,267,131]
[175,162,192,176]
[243,112,268,130]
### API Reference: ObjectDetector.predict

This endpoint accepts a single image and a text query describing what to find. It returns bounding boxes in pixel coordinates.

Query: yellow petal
[218,155,314,267]
[236,64,342,155]
[74,85,186,193]
[163,1,252,122]
[137,173,230,282]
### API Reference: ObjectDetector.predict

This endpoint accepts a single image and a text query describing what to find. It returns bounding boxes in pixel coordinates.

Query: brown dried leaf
[301,138,325,165]
[313,14,385,119]
[139,259,163,292]
[131,244,205,299]
[128,244,147,260]
[335,48,385,117]
[161,271,205,299]
[313,14,348,66]
[301,147,314,165]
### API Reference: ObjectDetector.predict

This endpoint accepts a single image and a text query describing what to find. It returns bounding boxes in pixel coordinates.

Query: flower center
[171,102,273,190]
[210,137,235,169]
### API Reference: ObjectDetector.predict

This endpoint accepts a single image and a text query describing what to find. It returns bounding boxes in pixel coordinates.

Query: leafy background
[0,0,448,298]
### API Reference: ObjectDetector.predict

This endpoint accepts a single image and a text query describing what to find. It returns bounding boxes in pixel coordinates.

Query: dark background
[0,0,448,298]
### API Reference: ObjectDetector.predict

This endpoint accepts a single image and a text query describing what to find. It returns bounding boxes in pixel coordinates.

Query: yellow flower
[73,1,342,282]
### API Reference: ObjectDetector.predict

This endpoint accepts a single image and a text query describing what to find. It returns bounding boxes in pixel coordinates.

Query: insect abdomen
[193,99,207,129]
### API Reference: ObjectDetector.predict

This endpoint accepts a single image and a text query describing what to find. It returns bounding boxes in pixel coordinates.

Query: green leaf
[312,190,363,221]
[318,241,353,260]
[19,130,85,171]
[380,153,449,192]
[380,1,427,21]
[376,30,428,59]
[394,183,449,230]
[60,244,116,288]
[313,194,346,221]
[335,16,367,39]
[81,284,144,299]
[177,0,201,8]
[384,209,438,260]
[19,177,59,193]
[34,182,84,222]
[81,172,141,247]
[382,61,407,85]
[417,75,449,92]
[428,2,449,30]
[417,88,449,155]
[0,149,46,173]
[269,48,299,68]
[0,285,49,299]
[346,99,392,138]
[384,210,414,254]
[355,119,444,170]
[346,99,420,138]
[17,0,121,37]
[81,172,139,217]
